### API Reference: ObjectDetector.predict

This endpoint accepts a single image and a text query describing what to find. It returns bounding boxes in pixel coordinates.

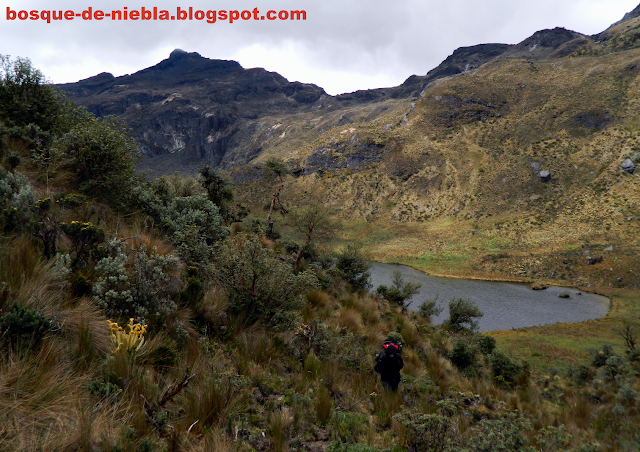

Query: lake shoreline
[368,261,611,332]
[378,260,611,307]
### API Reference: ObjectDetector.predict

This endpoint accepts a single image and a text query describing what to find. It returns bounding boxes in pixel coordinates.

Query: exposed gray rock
[383,124,393,130]
[335,114,353,127]
[539,170,551,182]
[303,141,385,175]
[604,246,613,251]
[621,158,635,174]
[530,162,540,173]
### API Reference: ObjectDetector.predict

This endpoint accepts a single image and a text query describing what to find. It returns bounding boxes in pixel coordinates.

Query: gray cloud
[1,0,637,94]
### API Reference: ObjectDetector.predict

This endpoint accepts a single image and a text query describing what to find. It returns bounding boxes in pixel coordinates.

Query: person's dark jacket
[374,352,404,387]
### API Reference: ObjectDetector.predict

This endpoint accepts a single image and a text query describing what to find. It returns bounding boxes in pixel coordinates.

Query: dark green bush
[333,243,371,291]
[62,115,141,210]
[0,55,67,133]
[591,344,614,367]
[567,363,592,387]
[0,303,51,349]
[449,338,478,372]
[490,350,522,384]
[393,409,452,452]
[476,334,496,355]
[60,220,105,266]
[70,272,92,298]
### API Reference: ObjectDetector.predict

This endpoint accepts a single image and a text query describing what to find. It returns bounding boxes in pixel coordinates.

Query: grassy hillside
[2,33,640,452]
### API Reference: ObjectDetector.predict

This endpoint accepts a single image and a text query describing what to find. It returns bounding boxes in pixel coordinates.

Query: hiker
[374,342,404,391]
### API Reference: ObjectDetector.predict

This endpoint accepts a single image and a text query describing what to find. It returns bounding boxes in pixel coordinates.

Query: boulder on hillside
[587,256,603,265]
[621,158,635,174]
[539,170,551,182]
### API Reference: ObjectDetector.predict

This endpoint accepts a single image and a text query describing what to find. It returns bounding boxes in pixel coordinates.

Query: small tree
[418,296,443,320]
[199,165,242,223]
[263,157,289,238]
[0,55,66,133]
[333,243,371,291]
[376,270,421,309]
[444,297,483,333]
[287,203,337,273]
[62,115,141,210]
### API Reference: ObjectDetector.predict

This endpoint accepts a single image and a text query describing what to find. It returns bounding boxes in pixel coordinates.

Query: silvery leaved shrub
[93,241,179,325]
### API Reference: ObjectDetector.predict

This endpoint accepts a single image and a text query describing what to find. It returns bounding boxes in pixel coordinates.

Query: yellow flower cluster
[107,319,147,354]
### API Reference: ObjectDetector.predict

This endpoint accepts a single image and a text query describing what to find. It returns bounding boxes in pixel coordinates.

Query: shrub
[490,350,522,384]
[444,297,483,333]
[93,242,179,325]
[0,55,66,133]
[449,338,478,372]
[333,243,371,290]
[59,221,105,267]
[213,233,319,329]
[131,183,228,267]
[567,363,591,387]
[0,167,35,232]
[591,344,614,367]
[0,302,51,349]
[617,383,637,406]
[376,270,421,309]
[466,411,531,452]
[62,115,141,209]
[476,334,496,355]
[393,409,452,452]
[418,296,443,320]
[599,355,626,381]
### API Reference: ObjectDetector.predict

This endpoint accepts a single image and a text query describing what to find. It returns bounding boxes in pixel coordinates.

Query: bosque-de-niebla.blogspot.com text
[5,6,306,24]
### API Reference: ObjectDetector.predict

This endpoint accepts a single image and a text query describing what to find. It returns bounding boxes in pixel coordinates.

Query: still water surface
[368,262,610,332]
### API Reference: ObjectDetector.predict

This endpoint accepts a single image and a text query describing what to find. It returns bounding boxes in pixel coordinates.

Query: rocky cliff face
[59,49,328,171]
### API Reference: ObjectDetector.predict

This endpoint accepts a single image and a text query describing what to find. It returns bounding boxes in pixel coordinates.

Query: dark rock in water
[530,282,548,290]
[621,158,635,174]
[539,170,551,182]
[558,292,570,298]
[586,256,603,265]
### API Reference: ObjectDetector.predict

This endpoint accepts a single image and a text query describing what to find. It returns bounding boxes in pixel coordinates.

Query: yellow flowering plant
[107,319,147,355]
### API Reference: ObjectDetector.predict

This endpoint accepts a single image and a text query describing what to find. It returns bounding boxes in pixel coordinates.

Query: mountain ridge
[57,3,640,178]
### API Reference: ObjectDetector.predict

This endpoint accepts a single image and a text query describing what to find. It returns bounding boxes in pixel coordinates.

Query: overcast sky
[1,0,638,95]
